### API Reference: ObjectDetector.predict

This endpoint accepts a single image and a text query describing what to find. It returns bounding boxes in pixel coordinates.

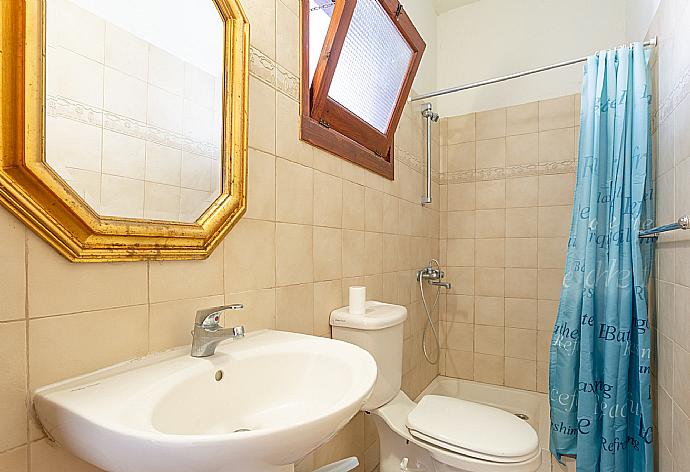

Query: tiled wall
[646,0,690,470]
[438,95,580,394]
[45,0,222,222]
[0,0,441,470]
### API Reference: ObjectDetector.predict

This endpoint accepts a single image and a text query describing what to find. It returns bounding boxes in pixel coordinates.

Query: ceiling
[432,0,481,14]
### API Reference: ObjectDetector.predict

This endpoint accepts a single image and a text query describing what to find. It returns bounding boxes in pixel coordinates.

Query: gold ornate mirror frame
[0,0,249,262]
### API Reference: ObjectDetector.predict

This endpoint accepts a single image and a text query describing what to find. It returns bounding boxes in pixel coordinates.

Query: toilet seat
[406,395,540,464]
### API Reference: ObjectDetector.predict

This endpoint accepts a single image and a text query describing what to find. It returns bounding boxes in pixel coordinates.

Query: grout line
[24,225,31,466]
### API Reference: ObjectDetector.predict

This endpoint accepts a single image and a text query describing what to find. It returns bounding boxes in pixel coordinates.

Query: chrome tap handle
[195,304,244,327]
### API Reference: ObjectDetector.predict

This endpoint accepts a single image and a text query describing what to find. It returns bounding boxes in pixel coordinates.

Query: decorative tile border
[654,62,690,129]
[395,145,441,183]
[249,46,299,102]
[441,159,577,185]
[47,95,219,159]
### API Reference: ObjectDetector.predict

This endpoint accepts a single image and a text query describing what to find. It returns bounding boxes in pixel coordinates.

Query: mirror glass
[45,0,225,223]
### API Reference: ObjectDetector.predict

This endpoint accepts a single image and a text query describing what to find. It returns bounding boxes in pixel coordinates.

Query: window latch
[318,119,331,129]
[395,3,403,19]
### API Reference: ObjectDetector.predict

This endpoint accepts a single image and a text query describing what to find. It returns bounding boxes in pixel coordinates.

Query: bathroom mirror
[0,0,249,261]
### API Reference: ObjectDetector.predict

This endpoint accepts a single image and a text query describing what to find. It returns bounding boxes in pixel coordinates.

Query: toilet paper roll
[348,286,366,315]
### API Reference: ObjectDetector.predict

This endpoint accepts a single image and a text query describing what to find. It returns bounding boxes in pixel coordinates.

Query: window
[301,0,425,179]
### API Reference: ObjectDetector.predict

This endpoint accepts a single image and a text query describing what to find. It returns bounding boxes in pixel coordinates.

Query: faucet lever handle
[195,304,244,327]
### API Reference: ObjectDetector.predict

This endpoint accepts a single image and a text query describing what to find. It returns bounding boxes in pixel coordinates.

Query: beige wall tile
[245,148,276,220]
[313,171,342,228]
[29,305,148,389]
[314,280,342,337]
[475,209,505,238]
[476,138,505,169]
[382,194,399,234]
[242,0,275,58]
[275,2,299,74]
[0,210,25,321]
[446,295,474,323]
[539,128,575,163]
[0,446,27,472]
[475,239,504,268]
[276,223,313,286]
[224,288,276,332]
[474,325,504,356]
[446,267,474,296]
[538,206,573,237]
[248,77,275,154]
[538,174,576,206]
[476,108,506,140]
[148,295,224,352]
[149,245,224,303]
[313,227,342,281]
[224,219,275,293]
[0,322,27,452]
[447,183,476,211]
[475,296,504,326]
[506,176,538,208]
[507,102,538,136]
[447,142,475,172]
[505,298,537,329]
[276,158,313,224]
[537,361,549,393]
[276,283,314,335]
[474,353,504,385]
[505,357,536,390]
[446,113,475,144]
[445,349,474,379]
[505,328,536,360]
[506,133,538,166]
[539,96,575,131]
[538,268,564,300]
[537,330,551,363]
[537,300,558,331]
[505,238,537,268]
[506,207,538,237]
[538,238,568,269]
[447,211,475,238]
[444,322,474,351]
[673,405,690,468]
[342,181,365,230]
[342,230,365,278]
[364,232,383,276]
[364,188,383,232]
[476,180,505,209]
[446,239,475,267]
[505,268,538,298]
[673,345,690,416]
[475,268,504,297]
[27,234,148,317]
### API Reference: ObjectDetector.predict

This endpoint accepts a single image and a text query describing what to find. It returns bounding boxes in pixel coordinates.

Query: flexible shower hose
[419,261,442,365]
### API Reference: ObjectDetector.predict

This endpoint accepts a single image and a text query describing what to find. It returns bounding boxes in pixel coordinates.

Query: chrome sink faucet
[191,304,245,358]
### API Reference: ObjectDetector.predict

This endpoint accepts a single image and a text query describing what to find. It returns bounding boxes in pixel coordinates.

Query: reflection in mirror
[45,0,225,223]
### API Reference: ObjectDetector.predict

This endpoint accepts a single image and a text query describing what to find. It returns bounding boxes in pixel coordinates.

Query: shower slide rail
[639,215,689,239]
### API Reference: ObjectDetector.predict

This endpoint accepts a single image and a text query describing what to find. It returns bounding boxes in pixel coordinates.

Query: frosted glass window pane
[309,0,334,86]
[328,0,412,134]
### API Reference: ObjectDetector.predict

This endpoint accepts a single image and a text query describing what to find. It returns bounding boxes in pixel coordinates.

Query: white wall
[401,0,438,96]
[625,0,661,41]
[435,0,627,117]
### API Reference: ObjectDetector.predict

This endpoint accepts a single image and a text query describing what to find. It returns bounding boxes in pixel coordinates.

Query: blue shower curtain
[548,43,655,472]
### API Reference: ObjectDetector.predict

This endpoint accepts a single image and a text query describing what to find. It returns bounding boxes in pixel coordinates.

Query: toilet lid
[407,395,539,463]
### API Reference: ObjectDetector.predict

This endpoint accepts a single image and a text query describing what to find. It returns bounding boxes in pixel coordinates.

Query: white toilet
[330,301,542,472]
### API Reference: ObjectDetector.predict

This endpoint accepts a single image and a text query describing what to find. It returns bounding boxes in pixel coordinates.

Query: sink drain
[215,370,223,381]
[233,428,252,433]
[514,413,529,421]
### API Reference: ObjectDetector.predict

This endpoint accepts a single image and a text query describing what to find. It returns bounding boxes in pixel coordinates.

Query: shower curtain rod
[410,37,658,102]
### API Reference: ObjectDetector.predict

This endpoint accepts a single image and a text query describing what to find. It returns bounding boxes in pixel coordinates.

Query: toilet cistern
[191,304,245,357]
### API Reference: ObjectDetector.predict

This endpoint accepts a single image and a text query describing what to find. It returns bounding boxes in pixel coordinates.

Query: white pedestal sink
[33,330,377,472]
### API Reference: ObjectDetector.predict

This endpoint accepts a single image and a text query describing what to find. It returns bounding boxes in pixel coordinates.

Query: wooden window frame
[300,0,425,180]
